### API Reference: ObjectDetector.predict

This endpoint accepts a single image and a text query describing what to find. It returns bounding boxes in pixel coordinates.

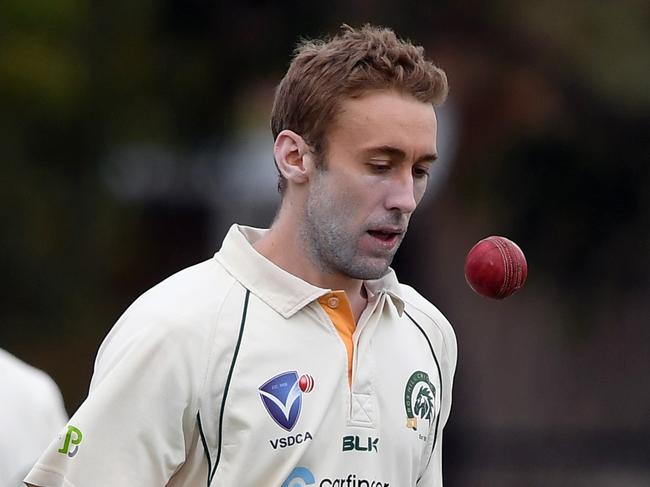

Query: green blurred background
[2,1,649,485]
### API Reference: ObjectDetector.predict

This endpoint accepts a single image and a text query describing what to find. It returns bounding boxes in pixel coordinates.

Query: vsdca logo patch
[259,371,314,431]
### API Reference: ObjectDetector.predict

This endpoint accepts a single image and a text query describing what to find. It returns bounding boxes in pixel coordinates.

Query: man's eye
[413,166,430,178]
[369,163,391,173]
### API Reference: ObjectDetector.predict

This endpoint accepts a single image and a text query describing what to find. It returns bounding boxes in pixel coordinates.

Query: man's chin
[345,257,393,281]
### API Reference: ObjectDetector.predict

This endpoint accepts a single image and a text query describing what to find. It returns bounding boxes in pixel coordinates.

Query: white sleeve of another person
[0,348,68,487]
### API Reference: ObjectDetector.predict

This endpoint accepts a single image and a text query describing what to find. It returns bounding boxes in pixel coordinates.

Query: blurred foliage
[504,0,650,111]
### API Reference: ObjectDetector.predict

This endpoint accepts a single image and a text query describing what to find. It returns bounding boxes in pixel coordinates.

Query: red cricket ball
[464,236,528,299]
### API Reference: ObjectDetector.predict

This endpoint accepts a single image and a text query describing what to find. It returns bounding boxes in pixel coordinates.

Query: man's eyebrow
[365,145,438,163]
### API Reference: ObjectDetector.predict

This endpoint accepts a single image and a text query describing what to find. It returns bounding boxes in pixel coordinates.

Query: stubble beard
[302,175,400,281]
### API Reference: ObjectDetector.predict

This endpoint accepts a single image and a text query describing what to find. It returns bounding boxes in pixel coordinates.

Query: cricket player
[26,24,457,486]
[0,348,67,486]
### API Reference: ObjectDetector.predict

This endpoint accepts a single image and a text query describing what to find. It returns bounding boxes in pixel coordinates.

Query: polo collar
[214,225,405,318]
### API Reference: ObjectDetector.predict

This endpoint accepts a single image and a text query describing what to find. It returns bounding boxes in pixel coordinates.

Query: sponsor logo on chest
[271,431,314,449]
[283,467,389,487]
[342,435,379,452]
[259,370,315,449]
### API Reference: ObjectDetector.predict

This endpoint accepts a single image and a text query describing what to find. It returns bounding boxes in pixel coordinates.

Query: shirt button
[327,296,340,308]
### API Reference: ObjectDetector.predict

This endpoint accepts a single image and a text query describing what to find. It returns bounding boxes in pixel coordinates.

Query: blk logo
[259,371,314,431]
[342,435,379,452]
[58,425,83,457]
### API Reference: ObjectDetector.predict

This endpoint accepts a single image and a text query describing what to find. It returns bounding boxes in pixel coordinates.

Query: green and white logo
[404,370,436,430]
[58,425,83,457]
[342,435,379,452]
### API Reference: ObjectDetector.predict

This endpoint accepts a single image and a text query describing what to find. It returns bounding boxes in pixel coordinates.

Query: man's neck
[253,217,368,322]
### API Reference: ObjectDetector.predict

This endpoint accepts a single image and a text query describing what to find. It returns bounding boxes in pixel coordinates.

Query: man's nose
[385,173,417,214]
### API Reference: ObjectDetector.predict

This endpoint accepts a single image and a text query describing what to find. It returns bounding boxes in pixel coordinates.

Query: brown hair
[270,24,448,193]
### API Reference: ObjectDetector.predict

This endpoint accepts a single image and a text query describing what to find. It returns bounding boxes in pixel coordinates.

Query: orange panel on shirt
[318,291,356,387]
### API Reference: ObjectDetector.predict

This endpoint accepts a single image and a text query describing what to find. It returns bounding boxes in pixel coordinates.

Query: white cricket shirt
[0,348,68,487]
[25,224,457,487]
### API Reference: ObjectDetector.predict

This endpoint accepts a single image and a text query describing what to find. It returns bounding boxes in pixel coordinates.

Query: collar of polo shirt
[215,224,405,318]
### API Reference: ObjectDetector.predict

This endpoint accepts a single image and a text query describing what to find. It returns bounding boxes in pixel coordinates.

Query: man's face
[301,89,438,280]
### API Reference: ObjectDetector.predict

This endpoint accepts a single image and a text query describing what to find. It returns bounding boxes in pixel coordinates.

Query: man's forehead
[325,92,437,154]
[331,91,436,133]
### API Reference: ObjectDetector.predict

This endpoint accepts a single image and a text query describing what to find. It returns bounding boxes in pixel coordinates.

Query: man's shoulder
[97,258,237,358]
[398,284,448,322]
[398,284,456,349]
[0,349,67,421]
[129,257,236,324]
[92,258,240,387]
[0,349,61,399]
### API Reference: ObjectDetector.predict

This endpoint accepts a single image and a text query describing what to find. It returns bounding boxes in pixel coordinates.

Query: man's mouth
[367,230,401,241]
[366,226,405,250]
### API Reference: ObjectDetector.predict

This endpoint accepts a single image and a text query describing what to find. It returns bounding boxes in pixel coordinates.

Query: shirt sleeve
[24,307,204,487]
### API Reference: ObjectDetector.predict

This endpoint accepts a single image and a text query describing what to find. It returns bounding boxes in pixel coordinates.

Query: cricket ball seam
[501,237,525,294]
[489,236,511,299]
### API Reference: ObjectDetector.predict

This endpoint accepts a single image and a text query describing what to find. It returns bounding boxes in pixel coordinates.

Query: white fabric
[0,349,67,487]
[25,224,457,486]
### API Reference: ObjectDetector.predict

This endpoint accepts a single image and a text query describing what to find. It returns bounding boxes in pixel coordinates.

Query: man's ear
[274,130,313,184]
